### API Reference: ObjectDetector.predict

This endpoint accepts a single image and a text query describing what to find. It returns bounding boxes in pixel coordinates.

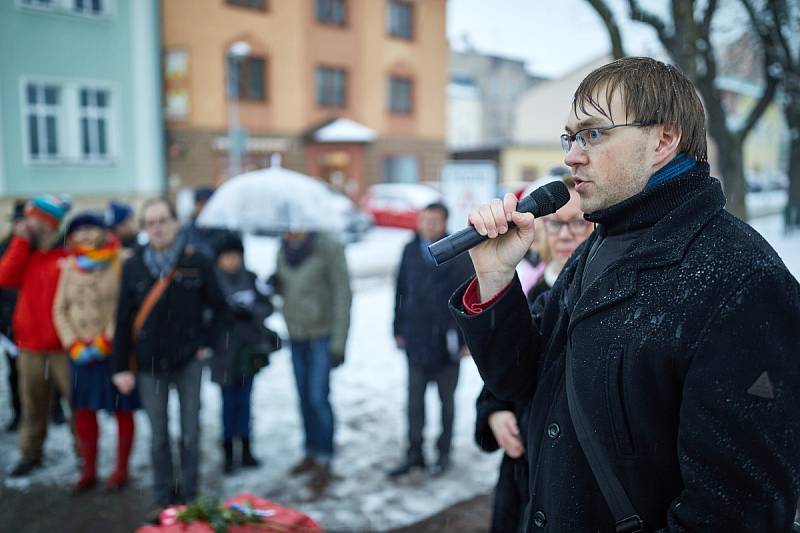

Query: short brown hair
[572,57,707,161]
[140,197,177,223]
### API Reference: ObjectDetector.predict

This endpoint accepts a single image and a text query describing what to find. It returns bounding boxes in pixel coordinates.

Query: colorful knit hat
[66,211,107,237]
[25,194,72,228]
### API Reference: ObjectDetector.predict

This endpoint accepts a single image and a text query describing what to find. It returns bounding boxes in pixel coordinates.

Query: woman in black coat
[210,233,277,474]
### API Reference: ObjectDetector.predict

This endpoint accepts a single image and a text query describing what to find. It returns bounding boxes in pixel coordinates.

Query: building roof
[307,118,377,143]
[513,55,612,146]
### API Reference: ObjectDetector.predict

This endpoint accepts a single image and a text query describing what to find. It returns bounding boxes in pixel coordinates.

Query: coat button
[547,422,560,439]
[533,510,547,528]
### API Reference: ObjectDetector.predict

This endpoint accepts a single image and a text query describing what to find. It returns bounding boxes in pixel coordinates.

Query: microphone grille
[531,181,571,213]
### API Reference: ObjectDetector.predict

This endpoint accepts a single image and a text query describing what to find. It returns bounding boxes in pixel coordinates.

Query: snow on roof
[312,118,377,143]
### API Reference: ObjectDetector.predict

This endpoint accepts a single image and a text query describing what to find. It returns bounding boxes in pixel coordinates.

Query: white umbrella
[197,165,348,235]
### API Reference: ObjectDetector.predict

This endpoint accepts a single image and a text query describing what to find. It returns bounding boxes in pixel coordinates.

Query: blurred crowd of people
[0,190,352,521]
[0,176,582,525]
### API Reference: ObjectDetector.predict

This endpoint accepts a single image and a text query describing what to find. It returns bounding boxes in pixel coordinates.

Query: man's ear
[653,123,682,166]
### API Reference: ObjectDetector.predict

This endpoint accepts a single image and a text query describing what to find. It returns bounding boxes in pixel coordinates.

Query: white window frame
[20,76,120,166]
[23,81,64,162]
[78,87,113,161]
[16,0,115,20]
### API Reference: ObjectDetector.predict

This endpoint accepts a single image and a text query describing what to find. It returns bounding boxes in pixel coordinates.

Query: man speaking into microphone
[448,57,800,532]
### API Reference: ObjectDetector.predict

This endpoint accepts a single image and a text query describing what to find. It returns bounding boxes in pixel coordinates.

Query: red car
[360,183,442,230]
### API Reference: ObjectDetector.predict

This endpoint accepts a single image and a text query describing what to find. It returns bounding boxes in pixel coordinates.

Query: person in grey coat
[273,230,351,495]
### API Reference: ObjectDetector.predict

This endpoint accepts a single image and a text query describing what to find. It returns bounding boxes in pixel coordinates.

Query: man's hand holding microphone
[467,193,538,302]
[427,181,569,303]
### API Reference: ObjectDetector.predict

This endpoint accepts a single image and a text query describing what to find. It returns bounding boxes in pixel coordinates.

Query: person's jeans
[138,357,203,506]
[407,363,460,461]
[220,376,254,441]
[290,337,334,463]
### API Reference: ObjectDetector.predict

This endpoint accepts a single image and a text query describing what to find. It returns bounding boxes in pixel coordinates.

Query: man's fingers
[468,209,489,236]
[511,211,535,230]
[490,198,508,235]
[479,203,498,238]
[507,416,520,437]
[503,193,518,223]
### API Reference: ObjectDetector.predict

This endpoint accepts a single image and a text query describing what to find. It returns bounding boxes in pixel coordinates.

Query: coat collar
[565,163,726,330]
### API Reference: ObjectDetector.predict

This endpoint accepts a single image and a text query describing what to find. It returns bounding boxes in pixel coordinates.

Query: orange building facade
[162,0,448,198]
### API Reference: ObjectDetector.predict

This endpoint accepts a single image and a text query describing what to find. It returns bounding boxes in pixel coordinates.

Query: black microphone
[428,181,571,266]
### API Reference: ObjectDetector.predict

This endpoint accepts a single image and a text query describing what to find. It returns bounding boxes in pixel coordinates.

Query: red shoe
[73,472,97,494]
[105,470,129,492]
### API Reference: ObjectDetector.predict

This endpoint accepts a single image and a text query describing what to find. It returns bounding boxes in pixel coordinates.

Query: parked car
[328,185,375,243]
[360,183,442,230]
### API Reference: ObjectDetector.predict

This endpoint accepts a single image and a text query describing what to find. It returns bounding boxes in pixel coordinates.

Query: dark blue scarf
[645,153,697,192]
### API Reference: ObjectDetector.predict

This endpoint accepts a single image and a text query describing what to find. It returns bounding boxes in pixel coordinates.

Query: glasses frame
[543,218,593,236]
[560,121,655,155]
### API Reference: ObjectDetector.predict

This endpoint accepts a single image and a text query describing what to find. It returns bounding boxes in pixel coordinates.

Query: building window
[383,155,419,183]
[73,0,104,15]
[25,83,61,160]
[389,76,413,114]
[20,0,54,7]
[316,67,346,108]
[18,0,110,16]
[79,88,111,160]
[316,0,346,25]
[227,56,266,101]
[386,0,413,40]
[225,0,266,10]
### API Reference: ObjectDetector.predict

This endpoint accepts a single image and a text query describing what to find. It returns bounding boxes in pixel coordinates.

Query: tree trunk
[699,76,749,219]
[784,105,800,231]
[719,143,748,219]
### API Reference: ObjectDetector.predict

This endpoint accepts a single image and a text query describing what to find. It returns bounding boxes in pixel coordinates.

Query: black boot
[241,438,260,468]
[388,453,425,478]
[223,440,234,474]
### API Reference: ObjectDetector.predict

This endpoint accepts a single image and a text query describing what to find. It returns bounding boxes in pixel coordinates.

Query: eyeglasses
[143,216,174,228]
[543,218,592,235]
[560,122,654,155]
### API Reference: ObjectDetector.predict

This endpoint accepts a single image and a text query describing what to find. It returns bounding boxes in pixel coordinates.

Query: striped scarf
[72,240,121,272]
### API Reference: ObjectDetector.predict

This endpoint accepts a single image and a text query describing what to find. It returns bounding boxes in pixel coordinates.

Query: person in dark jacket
[389,203,474,478]
[210,232,276,474]
[0,200,26,433]
[452,57,800,532]
[475,176,593,533]
[111,198,229,510]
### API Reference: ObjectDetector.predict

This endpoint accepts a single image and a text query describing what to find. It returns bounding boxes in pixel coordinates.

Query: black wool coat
[210,268,275,385]
[394,235,474,369]
[451,165,800,532]
[112,245,230,376]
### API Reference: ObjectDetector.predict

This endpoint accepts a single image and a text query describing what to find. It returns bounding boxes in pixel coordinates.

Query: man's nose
[564,140,587,167]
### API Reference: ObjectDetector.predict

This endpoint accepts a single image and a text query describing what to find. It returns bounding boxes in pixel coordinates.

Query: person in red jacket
[0,194,72,477]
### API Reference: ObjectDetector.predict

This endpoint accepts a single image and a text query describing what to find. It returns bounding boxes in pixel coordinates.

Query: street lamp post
[227,41,251,179]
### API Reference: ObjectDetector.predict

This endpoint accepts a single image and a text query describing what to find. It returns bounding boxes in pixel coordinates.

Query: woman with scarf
[53,212,137,492]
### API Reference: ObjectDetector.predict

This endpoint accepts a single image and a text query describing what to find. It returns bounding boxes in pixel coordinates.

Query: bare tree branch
[738,0,783,140]
[585,0,627,59]
[739,75,779,139]
[701,0,718,37]
[767,0,795,68]
[626,0,672,47]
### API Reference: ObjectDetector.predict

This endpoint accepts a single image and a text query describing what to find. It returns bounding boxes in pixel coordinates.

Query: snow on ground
[0,219,797,532]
